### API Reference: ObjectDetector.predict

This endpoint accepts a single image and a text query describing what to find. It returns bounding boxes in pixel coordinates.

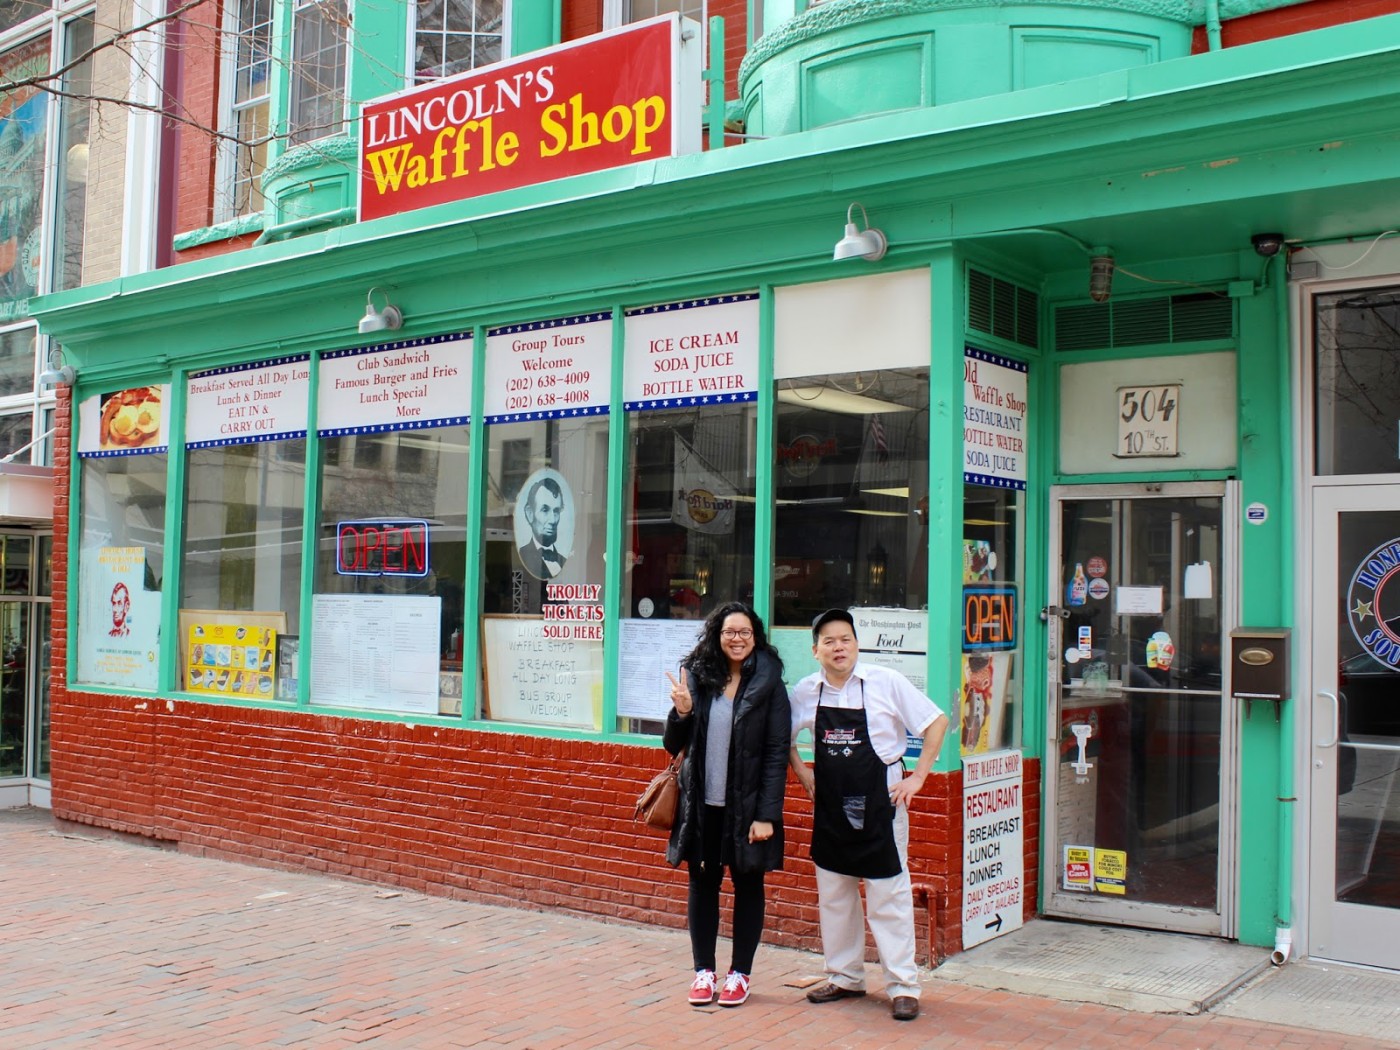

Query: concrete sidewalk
[0,806,1392,1049]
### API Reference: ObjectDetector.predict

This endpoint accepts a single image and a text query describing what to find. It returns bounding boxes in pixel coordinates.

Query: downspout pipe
[1206,0,1223,51]
[1271,254,1295,964]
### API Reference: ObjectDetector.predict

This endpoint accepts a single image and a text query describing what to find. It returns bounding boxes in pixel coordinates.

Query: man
[517,476,567,579]
[789,608,949,1022]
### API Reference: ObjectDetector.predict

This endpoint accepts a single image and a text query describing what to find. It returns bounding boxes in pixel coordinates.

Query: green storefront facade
[31,1,1400,967]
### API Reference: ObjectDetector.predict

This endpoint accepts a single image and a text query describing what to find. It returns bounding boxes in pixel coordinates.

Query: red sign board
[359,15,700,222]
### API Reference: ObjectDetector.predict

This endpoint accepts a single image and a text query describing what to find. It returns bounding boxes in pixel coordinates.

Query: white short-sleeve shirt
[790,661,944,788]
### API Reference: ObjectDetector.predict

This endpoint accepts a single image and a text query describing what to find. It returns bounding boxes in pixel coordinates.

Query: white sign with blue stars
[320,332,472,437]
[484,313,611,425]
[624,294,758,413]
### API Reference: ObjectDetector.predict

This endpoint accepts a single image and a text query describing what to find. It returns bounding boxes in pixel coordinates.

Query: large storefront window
[180,358,309,698]
[310,335,472,714]
[74,385,172,690]
[616,296,759,732]
[770,270,932,681]
[1315,285,1400,475]
[480,315,611,729]
[961,482,1024,755]
[314,427,470,716]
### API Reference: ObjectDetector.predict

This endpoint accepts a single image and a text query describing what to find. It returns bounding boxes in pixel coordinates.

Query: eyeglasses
[721,629,754,640]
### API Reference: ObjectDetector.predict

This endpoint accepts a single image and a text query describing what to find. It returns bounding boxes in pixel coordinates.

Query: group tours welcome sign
[359,15,701,222]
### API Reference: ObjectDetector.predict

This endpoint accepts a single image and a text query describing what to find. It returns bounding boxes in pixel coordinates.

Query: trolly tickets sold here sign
[358,15,701,222]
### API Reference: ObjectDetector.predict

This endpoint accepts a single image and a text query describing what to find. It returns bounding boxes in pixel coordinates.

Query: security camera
[1252,233,1286,258]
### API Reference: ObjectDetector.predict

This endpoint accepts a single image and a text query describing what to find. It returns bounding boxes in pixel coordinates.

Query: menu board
[624,294,759,411]
[964,346,1028,490]
[186,355,310,448]
[319,333,472,435]
[616,618,704,720]
[310,594,442,714]
[484,313,611,423]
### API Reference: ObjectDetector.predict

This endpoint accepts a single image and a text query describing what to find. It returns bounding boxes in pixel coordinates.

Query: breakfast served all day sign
[359,15,701,222]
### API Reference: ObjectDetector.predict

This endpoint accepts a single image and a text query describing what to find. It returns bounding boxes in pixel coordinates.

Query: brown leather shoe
[891,996,920,1021]
[805,981,867,1004]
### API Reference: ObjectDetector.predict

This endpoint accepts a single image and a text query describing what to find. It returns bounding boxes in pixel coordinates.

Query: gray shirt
[704,691,734,807]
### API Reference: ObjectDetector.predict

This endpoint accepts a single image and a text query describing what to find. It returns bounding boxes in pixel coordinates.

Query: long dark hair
[683,601,782,698]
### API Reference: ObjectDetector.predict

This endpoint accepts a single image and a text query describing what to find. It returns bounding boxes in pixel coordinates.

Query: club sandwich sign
[359,15,701,222]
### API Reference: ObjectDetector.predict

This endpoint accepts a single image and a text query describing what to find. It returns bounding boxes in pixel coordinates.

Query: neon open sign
[336,519,430,577]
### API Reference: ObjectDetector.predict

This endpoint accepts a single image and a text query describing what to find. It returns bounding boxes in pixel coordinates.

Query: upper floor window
[220,0,273,217]
[413,0,505,83]
[288,0,348,145]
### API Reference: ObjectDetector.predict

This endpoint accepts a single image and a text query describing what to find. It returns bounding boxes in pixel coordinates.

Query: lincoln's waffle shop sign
[359,15,702,222]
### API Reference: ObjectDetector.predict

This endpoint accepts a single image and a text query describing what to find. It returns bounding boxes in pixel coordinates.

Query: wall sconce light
[358,287,403,335]
[695,561,712,597]
[833,203,888,262]
[1088,251,1115,303]
[38,348,75,387]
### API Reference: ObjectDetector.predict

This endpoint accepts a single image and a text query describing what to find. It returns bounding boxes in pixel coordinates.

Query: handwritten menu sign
[963,346,1028,490]
[186,355,310,448]
[484,313,611,423]
[624,294,759,411]
[320,333,473,434]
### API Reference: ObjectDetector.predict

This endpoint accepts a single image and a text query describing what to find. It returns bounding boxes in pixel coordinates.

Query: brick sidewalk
[0,807,1390,1049]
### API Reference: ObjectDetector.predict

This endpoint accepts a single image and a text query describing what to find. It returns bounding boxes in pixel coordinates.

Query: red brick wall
[1191,0,1400,52]
[171,5,224,238]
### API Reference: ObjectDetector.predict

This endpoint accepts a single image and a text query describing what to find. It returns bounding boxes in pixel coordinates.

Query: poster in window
[514,468,575,581]
[77,546,160,690]
[186,622,277,698]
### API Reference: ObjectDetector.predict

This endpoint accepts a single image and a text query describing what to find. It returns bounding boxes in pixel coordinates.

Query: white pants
[814,804,919,999]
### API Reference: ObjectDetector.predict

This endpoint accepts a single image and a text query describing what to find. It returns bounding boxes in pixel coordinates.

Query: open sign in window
[335,519,431,578]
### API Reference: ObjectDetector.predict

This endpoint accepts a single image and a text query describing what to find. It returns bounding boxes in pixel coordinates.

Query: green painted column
[929,247,964,771]
[512,0,562,58]
[1233,250,1292,946]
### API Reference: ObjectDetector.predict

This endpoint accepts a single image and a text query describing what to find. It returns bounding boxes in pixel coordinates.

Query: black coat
[663,649,790,873]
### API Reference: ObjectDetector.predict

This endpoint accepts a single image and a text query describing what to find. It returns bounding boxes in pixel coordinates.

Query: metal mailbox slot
[1230,627,1291,718]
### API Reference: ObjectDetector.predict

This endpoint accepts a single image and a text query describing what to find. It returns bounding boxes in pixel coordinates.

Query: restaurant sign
[359,14,701,222]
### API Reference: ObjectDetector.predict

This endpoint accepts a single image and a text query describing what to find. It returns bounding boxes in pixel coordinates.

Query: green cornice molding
[740,0,1318,86]
[260,135,360,185]
[173,213,267,253]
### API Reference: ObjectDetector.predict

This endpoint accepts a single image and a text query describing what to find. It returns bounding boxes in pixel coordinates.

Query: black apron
[811,681,903,879]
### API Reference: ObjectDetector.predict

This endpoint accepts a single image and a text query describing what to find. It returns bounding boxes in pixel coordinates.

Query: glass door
[1309,486,1400,969]
[1044,483,1234,934]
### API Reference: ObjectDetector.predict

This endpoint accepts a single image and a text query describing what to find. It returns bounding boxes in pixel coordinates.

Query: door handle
[1316,689,1340,748]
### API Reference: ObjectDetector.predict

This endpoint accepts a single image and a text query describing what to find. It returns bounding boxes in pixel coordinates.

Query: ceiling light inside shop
[862,486,910,499]
[777,387,914,416]
[845,508,908,518]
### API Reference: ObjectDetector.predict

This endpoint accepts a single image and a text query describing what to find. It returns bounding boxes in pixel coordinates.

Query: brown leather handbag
[635,751,684,830]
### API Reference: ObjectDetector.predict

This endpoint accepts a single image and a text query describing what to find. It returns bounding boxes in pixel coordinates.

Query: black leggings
[688,805,766,975]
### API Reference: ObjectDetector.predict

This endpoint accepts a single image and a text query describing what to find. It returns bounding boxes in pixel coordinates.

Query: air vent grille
[968,268,1039,350]
[1055,292,1233,351]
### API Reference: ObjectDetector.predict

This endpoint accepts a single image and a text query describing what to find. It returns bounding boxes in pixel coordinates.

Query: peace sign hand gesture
[666,667,694,716]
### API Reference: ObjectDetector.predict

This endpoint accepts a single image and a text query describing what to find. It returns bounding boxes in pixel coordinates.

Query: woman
[664,601,789,1008]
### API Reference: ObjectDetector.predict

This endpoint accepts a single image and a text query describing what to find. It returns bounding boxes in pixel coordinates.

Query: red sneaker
[718,970,750,1007]
[689,969,718,1005]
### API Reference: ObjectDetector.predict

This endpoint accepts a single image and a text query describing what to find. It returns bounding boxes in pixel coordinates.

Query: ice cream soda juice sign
[359,15,700,222]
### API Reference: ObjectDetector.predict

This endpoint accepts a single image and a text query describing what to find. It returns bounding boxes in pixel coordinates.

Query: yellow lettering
[430,127,455,184]
[497,129,519,167]
[405,150,430,188]
[569,93,600,151]
[539,103,567,157]
[364,145,415,194]
[632,96,665,155]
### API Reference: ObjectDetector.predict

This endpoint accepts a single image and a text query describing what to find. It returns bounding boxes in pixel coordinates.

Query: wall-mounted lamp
[833,203,888,262]
[358,287,403,335]
[38,348,75,387]
[1088,251,1115,303]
